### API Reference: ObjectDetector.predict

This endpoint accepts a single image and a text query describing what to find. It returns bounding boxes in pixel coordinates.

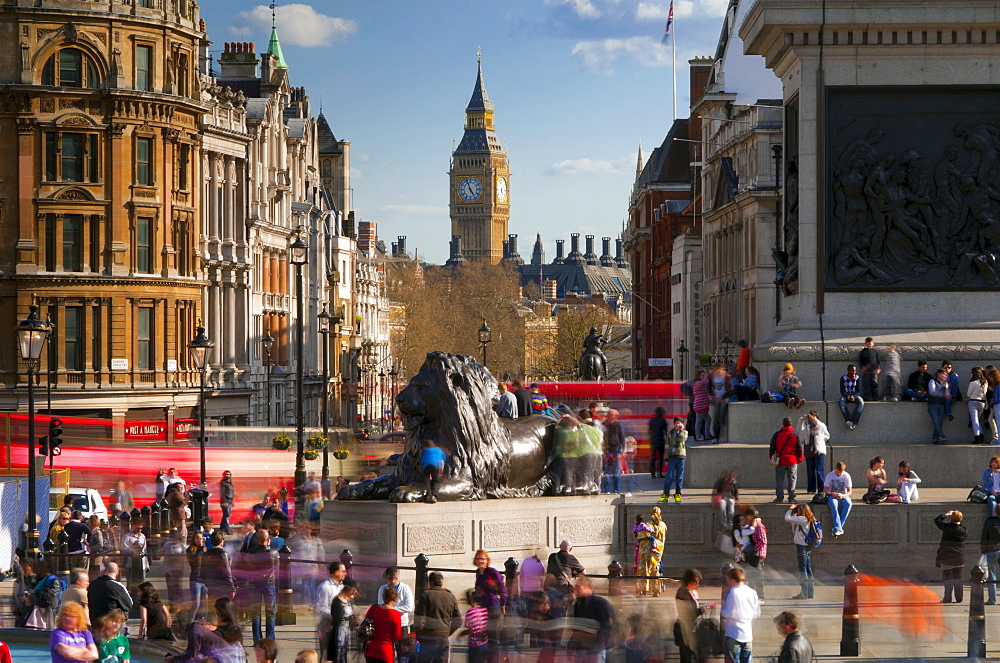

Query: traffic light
[38,436,48,456]
[48,418,63,457]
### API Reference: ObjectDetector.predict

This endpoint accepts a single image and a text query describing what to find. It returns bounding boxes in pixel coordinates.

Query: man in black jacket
[569,575,615,657]
[413,572,461,663]
[775,611,813,663]
[546,540,585,592]
[512,380,533,418]
[87,562,133,625]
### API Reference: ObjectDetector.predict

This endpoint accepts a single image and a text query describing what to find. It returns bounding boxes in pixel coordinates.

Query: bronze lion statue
[337,351,601,502]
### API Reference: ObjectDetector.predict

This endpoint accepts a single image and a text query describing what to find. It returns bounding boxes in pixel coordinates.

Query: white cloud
[637,0,719,20]
[232,4,357,48]
[570,36,669,74]
[635,2,666,20]
[545,0,603,19]
[547,158,620,176]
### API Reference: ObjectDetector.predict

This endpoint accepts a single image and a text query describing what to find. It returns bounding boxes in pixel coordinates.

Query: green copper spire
[267,25,289,69]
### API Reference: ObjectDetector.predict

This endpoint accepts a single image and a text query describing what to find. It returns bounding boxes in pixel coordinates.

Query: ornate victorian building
[0,0,208,437]
[449,58,510,263]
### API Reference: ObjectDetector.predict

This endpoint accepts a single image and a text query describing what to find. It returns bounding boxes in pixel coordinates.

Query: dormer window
[41,48,101,88]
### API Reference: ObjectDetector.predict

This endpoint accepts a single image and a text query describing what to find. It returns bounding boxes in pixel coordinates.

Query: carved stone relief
[404,523,465,555]
[481,519,542,550]
[828,87,1000,290]
[555,516,614,547]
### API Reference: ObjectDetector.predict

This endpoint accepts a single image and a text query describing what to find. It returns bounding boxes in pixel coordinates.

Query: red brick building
[624,58,711,379]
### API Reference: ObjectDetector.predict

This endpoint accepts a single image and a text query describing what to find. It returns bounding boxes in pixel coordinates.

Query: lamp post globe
[189,326,214,489]
[676,341,689,380]
[18,305,51,559]
[478,320,492,367]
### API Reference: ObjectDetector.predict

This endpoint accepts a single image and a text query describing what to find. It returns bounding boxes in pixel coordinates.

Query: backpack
[803,521,823,549]
[33,574,66,609]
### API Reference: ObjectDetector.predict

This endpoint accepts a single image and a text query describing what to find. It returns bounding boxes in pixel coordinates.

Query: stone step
[722,400,989,445]
[679,440,996,489]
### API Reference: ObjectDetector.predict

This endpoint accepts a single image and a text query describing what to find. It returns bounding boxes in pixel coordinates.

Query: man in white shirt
[721,566,760,663]
[314,561,347,660]
[376,566,414,634]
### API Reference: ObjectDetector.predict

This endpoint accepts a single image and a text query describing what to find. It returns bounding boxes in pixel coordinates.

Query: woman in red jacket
[363,585,403,663]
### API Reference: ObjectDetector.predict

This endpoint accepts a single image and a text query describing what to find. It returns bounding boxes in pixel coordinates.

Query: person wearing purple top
[473,549,507,658]
[50,603,97,663]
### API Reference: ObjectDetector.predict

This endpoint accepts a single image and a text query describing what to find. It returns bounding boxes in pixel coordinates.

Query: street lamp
[676,340,689,380]
[262,333,274,426]
[388,368,398,429]
[289,237,308,493]
[188,326,215,489]
[18,304,51,558]
[318,307,332,489]
[379,370,386,431]
[720,335,734,369]
[478,320,492,368]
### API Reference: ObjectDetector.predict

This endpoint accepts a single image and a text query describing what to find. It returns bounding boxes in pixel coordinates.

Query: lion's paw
[389,484,428,503]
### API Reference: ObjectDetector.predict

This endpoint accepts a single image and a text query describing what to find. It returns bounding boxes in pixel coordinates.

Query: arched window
[41,48,101,88]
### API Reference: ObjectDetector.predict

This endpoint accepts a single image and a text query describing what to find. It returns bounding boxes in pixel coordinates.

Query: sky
[203,0,778,264]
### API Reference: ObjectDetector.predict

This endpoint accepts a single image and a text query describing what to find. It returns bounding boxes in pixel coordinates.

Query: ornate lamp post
[289,237,309,492]
[18,305,51,558]
[388,367,398,429]
[318,307,332,488]
[188,326,215,489]
[720,335,734,369]
[262,333,274,426]
[478,320,492,368]
[378,370,386,431]
[676,341,689,380]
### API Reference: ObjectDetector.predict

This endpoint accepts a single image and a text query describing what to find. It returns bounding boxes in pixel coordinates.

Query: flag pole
[671,8,677,120]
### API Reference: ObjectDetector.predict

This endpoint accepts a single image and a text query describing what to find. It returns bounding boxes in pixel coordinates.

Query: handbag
[357,617,374,644]
[969,485,990,504]
[811,493,828,505]
[769,455,780,467]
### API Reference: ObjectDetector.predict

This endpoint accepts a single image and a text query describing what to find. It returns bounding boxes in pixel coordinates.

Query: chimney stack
[567,233,584,265]
[553,239,565,264]
[219,41,260,79]
[600,237,613,266]
[615,238,628,267]
[397,236,406,257]
[446,235,466,267]
[584,235,598,265]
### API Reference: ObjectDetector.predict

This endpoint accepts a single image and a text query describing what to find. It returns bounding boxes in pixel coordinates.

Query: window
[176,219,189,275]
[90,216,101,272]
[137,308,152,370]
[91,307,101,370]
[45,133,99,183]
[136,136,153,185]
[177,143,190,190]
[176,53,189,97]
[135,45,153,92]
[41,48,100,88]
[64,307,84,371]
[137,216,152,273]
[63,214,82,272]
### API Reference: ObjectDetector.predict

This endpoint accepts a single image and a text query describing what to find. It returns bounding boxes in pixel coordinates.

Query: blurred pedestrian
[50,603,98,663]
[935,510,967,603]
[775,611,813,663]
[770,417,803,504]
[675,568,708,663]
[324,577,359,663]
[137,582,172,640]
[721,567,760,663]
[784,504,817,599]
[413,572,462,663]
[219,471,235,535]
[244,528,278,642]
[980,503,1000,605]
[567,576,615,661]
[494,383,517,420]
[360,585,403,663]
[60,569,90,628]
[648,406,667,479]
[797,411,829,496]
[377,567,414,636]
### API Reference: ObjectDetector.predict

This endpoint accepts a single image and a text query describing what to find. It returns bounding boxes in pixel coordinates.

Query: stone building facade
[0,0,208,437]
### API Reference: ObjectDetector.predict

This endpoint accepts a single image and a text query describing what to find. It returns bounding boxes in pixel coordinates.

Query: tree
[387,260,526,379]
[532,305,623,380]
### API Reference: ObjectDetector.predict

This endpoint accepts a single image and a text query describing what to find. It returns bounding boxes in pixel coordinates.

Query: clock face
[496,177,508,203]
[458,176,483,203]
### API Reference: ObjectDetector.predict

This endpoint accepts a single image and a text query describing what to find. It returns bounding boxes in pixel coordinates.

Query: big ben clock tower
[450,55,510,263]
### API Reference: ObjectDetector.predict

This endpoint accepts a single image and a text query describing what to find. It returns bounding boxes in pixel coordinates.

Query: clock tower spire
[449,52,510,264]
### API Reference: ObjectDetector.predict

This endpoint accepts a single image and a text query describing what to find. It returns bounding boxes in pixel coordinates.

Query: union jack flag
[661,1,674,45]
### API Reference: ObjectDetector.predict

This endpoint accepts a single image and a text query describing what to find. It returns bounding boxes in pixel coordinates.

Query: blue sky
[204,0,760,264]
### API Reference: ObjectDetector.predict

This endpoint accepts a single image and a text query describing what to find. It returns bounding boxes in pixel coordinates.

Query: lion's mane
[395,351,529,499]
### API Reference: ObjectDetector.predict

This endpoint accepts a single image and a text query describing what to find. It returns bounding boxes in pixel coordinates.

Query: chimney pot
[249,42,256,53]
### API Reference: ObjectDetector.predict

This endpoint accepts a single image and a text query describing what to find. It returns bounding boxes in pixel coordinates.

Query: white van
[49,487,108,525]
